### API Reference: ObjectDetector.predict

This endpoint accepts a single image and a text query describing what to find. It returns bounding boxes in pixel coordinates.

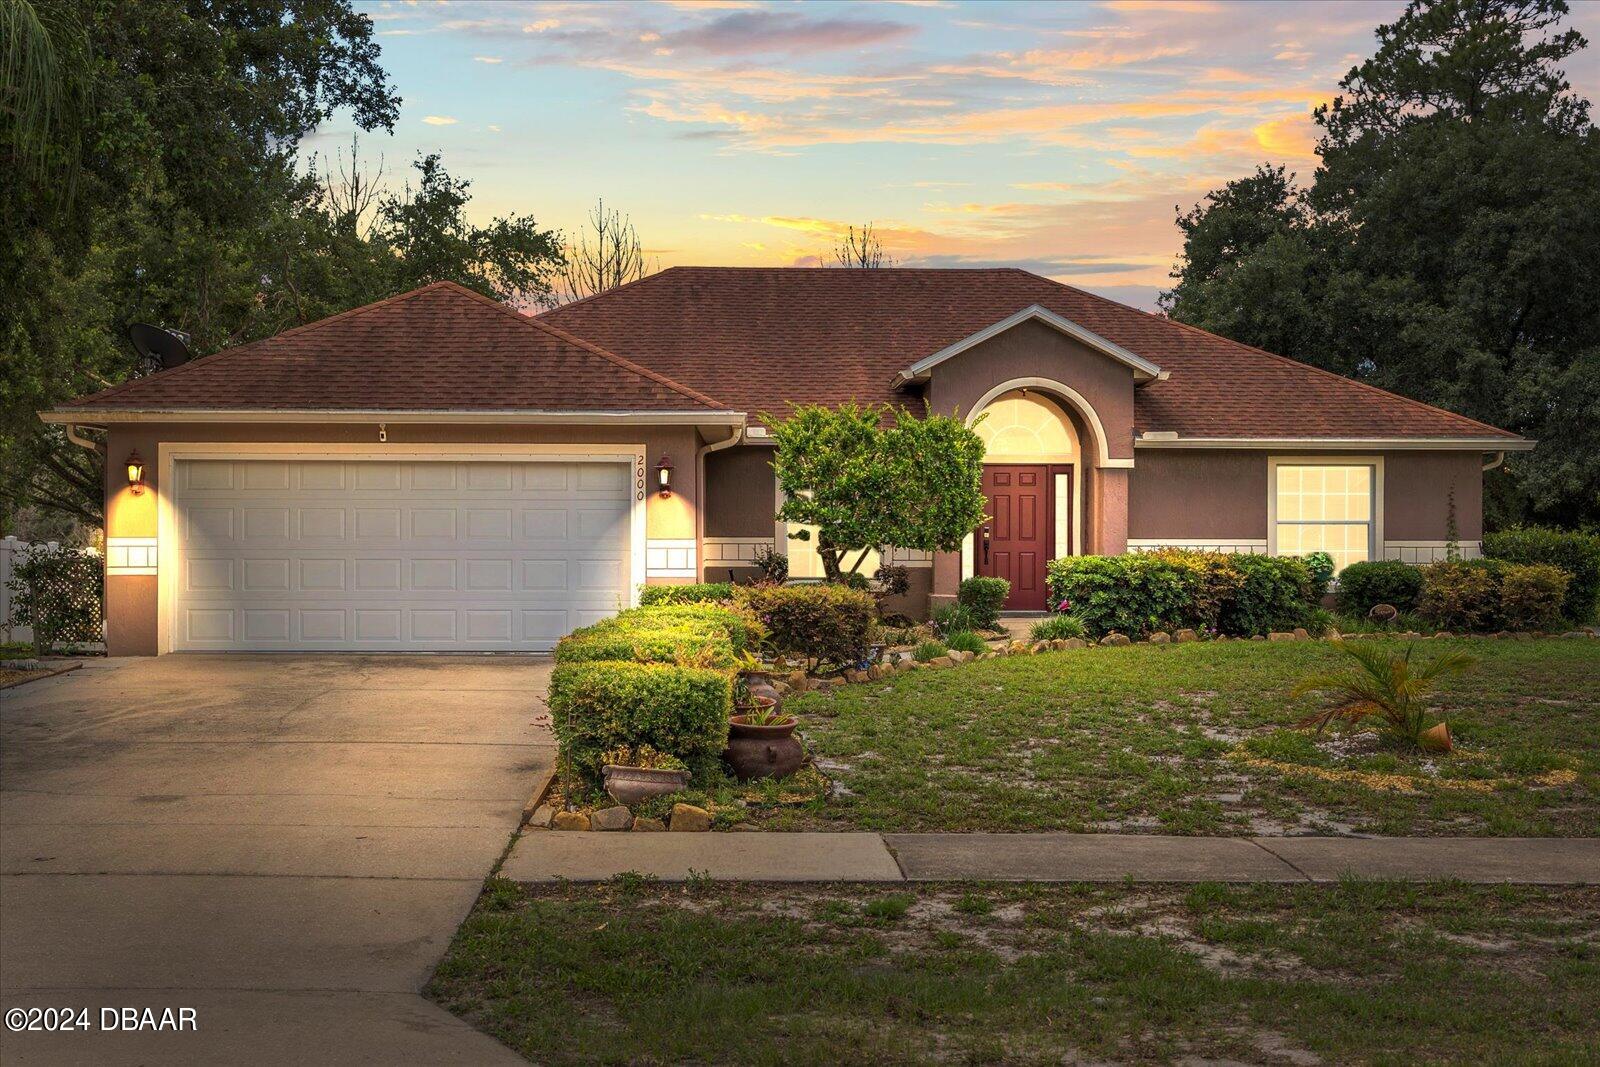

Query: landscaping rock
[589,805,633,832]
[895,658,915,672]
[1267,631,1296,642]
[526,804,556,829]
[1434,632,1453,640]
[1148,632,1171,644]
[1101,633,1131,646]
[787,670,809,693]
[947,650,972,664]
[1062,637,1087,650]
[1175,629,1199,643]
[552,811,590,832]
[929,655,954,668]
[1513,631,1534,641]
[669,803,713,832]
[631,817,666,832]
[1293,627,1310,640]
[1031,641,1051,654]
[1562,631,1588,639]
[1251,635,1266,641]
[844,669,870,684]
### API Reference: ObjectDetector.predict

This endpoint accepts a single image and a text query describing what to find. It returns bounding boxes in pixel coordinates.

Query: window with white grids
[1273,463,1375,571]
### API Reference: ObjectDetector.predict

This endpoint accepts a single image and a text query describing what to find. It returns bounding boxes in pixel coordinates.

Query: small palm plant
[1291,640,1476,752]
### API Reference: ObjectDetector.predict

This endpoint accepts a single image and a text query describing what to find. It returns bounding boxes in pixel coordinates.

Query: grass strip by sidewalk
[430,877,1600,1066]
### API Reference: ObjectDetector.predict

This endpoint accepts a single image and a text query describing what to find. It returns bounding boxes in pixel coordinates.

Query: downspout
[1482,450,1506,472]
[65,423,107,456]
[696,422,746,584]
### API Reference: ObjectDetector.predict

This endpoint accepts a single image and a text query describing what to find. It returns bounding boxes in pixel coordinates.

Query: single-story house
[45,268,1530,655]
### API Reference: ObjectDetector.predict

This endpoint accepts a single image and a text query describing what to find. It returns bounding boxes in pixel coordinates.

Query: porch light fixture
[126,450,146,495]
[655,455,674,496]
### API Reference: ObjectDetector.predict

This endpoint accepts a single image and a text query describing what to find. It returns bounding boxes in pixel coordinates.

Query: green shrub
[1483,526,1600,622]
[913,639,948,662]
[5,544,103,653]
[1029,614,1087,642]
[1046,550,1317,639]
[1498,563,1571,631]
[549,660,732,786]
[1046,554,1200,638]
[1220,554,1314,637]
[1301,551,1336,602]
[554,603,761,668]
[1335,560,1424,616]
[734,583,876,669]
[957,576,1010,629]
[1417,560,1501,632]
[638,582,733,606]
[944,630,988,655]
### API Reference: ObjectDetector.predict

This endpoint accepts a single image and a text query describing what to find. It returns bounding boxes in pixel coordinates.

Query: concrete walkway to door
[1,654,551,1066]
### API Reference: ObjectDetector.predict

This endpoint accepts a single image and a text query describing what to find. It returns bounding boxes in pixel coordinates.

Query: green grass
[430,878,1600,1066]
[761,638,1600,835]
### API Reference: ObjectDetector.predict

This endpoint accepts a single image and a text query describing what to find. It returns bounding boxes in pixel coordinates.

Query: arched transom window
[973,390,1077,463]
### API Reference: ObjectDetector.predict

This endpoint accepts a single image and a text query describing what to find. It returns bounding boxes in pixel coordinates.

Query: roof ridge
[1033,275,1520,440]
[434,281,730,411]
[534,269,680,317]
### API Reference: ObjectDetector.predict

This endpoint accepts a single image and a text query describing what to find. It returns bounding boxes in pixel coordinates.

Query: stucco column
[1093,467,1129,555]
[929,549,961,615]
[104,427,161,655]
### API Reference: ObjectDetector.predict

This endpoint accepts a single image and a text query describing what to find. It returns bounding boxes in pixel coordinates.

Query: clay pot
[602,764,690,807]
[724,711,805,781]
[1419,722,1453,753]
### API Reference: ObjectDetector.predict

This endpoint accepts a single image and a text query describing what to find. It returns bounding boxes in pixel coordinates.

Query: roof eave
[1133,434,1534,451]
[897,304,1162,386]
[41,408,747,427]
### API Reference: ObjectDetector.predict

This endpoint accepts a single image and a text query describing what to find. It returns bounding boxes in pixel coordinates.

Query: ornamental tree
[763,404,986,582]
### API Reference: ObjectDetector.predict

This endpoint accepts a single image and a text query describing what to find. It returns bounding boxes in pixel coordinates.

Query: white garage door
[170,459,633,651]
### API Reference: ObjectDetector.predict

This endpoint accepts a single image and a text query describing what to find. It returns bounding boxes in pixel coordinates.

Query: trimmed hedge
[554,603,761,668]
[1418,559,1572,632]
[1336,560,1424,616]
[957,576,1010,629]
[1045,550,1316,638]
[549,660,732,785]
[1482,526,1600,623]
[638,582,734,607]
[735,583,876,669]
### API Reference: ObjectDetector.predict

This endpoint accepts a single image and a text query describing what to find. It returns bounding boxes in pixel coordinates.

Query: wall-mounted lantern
[655,455,674,496]
[126,451,146,495]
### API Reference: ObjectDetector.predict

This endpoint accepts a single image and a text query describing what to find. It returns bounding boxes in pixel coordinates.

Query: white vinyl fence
[1,536,104,647]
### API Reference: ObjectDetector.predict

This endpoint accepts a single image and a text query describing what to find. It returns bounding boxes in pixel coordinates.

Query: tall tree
[1163,0,1600,526]
[558,198,652,303]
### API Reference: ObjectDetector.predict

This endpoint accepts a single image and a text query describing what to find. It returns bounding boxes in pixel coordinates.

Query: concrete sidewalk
[503,830,1600,885]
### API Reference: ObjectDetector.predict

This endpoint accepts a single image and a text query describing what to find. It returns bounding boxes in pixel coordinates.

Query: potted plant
[733,673,779,717]
[600,745,690,806]
[726,684,804,781]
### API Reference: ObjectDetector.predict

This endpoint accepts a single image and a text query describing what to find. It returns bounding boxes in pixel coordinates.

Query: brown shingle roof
[66,281,730,413]
[539,267,1520,440]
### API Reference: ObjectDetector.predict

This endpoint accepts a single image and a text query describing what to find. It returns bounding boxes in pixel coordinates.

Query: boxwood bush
[1335,560,1424,616]
[956,576,1010,629]
[735,583,876,669]
[1482,526,1600,622]
[637,582,734,607]
[1045,550,1316,638]
[548,660,732,786]
[1417,559,1572,632]
[554,603,760,668]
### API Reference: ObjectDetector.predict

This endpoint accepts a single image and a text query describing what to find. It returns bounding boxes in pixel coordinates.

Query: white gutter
[64,423,106,454]
[41,408,745,427]
[695,421,748,580]
[1483,450,1507,471]
[1134,435,1535,452]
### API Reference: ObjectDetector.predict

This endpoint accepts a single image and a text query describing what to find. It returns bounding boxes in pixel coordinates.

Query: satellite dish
[129,323,193,370]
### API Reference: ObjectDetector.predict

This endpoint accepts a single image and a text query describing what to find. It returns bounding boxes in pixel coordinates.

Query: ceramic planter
[725,707,805,781]
[602,764,690,807]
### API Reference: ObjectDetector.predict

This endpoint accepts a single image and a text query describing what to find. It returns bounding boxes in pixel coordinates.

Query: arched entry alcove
[963,381,1095,610]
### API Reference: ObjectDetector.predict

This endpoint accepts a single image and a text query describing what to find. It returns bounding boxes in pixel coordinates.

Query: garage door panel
[172,460,633,651]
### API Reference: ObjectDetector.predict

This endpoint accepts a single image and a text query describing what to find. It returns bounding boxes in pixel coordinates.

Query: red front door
[977,464,1053,612]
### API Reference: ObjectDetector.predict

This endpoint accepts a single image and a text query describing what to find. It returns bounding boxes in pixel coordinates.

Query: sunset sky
[346,0,1600,310]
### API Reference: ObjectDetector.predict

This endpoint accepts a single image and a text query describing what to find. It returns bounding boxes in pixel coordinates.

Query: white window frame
[1266,455,1384,567]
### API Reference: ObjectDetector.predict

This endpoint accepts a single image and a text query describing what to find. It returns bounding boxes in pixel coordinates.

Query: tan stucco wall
[1125,449,1484,544]
[704,445,776,537]
[923,318,1137,462]
[101,421,708,655]
[1128,451,1269,540]
[1385,452,1484,541]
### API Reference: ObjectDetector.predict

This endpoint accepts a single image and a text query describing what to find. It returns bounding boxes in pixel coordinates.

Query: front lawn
[430,878,1600,1065]
[753,639,1600,836]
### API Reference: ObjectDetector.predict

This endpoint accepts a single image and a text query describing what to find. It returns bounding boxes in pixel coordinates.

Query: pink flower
[1057,598,1071,613]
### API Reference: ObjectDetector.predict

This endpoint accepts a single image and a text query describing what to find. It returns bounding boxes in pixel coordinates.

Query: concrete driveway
[0,655,552,1065]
